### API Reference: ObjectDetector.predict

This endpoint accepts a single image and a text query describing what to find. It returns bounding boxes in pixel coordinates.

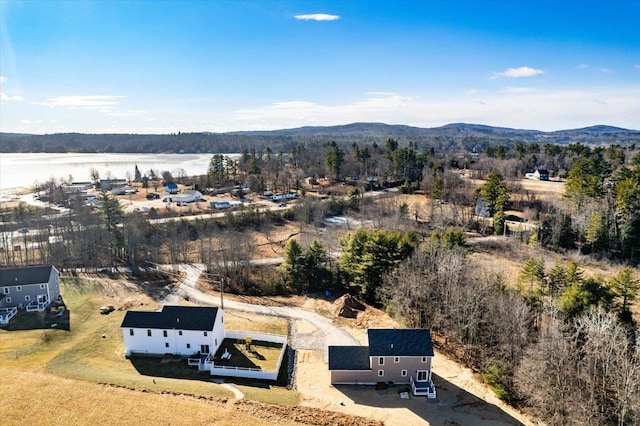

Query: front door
[200,345,210,354]
[416,370,428,382]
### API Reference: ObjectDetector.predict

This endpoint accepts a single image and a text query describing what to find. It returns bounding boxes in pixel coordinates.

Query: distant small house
[533,169,549,181]
[111,185,137,195]
[121,306,224,357]
[165,183,179,194]
[172,190,202,204]
[329,329,436,398]
[99,178,127,190]
[0,265,61,324]
[212,201,231,209]
[475,197,491,217]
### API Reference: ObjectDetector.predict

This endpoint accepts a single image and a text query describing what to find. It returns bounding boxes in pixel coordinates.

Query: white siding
[123,327,216,356]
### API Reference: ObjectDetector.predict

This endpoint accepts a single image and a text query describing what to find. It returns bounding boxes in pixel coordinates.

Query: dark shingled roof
[368,329,434,357]
[0,265,54,287]
[121,306,219,331]
[328,346,371,371]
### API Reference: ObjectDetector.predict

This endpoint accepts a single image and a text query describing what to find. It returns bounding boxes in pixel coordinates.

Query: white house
[0,265,61,325]
[121,306,224,357]
[171,190,202,205]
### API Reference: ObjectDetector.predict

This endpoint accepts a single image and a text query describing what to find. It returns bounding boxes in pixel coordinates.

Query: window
[378,370,384,377]
[3,287,9,294]
[40,284,46,289]
[165,342,169,348]
[178,330,183,336]
[401,370,407,377]
[25,295,31,301]
[378,357,384,366]
[129,329,134,336]
[417,370,428,381]
[16,286,22,291]
[163,330,168,337]
[215,339,217,346]
[204,331,207,336]
[421,357,428,363]
[186,343,191,349]
[394,357,400,363]
[5,297,10,303]
[147,330,152,337]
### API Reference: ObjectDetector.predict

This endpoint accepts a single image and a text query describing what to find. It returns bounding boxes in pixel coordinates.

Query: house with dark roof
[0,265,61,324]
[328,328,436,398]
[121,306,224,357]
[533,169,550,181]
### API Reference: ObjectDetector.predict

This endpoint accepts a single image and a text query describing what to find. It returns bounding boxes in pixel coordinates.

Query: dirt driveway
[171,264,535,426]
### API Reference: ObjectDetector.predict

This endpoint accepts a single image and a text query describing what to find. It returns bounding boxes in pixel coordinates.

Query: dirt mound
[118,299,147,311]
[334,295,366,319]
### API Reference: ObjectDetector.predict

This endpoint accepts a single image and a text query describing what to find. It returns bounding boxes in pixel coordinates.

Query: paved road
[163,264,360,361]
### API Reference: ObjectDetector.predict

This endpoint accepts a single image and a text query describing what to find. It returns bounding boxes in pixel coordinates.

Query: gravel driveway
[165,264,360,361]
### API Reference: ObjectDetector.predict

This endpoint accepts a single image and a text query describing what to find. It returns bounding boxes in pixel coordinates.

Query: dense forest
[2,125,640,425]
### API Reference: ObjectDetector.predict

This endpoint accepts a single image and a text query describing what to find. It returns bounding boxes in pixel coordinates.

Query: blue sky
[1,0,638,134]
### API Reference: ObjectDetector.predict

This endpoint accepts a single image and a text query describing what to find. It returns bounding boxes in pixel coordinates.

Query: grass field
[0,276,300,406]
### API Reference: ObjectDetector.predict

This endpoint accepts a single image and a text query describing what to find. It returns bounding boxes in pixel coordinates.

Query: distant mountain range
[229,122,638,138]
[1,123,638,154]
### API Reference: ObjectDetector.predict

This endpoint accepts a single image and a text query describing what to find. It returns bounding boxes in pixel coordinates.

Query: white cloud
[32,95,123,110]
[0,76,7,84]
[577,64,589,69]
[107,110,148,117]
[365,91,397,96]
[294,13,340,21]
[635,64,640,70]
[0,92,24,101]
[600,68,613,74]
[493,66,544,79]
[505,87,537,94]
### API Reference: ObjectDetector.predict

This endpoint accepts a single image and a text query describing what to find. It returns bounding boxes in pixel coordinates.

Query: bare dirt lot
[291,298,536,426]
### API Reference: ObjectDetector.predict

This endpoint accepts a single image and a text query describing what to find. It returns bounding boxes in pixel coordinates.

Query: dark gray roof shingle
[368,329,434,357]
[0,265,54,287]
[328,346,371,371]
[121,306,219,331]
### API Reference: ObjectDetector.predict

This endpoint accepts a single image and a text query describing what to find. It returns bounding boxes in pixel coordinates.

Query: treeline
[378,235,640,425]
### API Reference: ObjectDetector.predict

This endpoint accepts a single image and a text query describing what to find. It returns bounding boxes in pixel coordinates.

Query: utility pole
[220,276,224,310]
[212,273,224,310]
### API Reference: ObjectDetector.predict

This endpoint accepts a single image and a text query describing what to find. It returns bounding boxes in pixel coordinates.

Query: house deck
[411,376,437,398]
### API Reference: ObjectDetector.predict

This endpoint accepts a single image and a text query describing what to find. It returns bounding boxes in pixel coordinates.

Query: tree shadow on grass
[334,372,525,426]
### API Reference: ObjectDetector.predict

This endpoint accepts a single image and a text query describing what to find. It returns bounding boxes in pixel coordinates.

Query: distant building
[99,178,127,190]
[165,183,179,194]
[526,169,550,180]
[533,169,549,181]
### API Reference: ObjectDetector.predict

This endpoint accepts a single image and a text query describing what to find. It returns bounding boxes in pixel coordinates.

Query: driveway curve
[165,264,360,361]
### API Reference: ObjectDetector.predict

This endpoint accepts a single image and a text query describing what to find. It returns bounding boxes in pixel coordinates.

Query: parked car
[146,192,160,200]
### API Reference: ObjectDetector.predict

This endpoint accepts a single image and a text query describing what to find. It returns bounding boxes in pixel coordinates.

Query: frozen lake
[0,153,237,192]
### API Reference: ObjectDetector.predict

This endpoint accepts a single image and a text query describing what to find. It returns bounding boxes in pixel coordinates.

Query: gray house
[0,265,61,324]
[329,328,436,398]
